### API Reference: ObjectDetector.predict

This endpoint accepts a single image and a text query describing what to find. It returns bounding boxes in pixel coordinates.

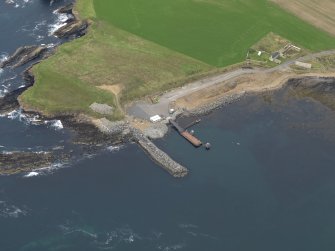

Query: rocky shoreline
[0,2,106,175]
[0,85,32,114]
[0,45,48,69]
[3,75,334,176]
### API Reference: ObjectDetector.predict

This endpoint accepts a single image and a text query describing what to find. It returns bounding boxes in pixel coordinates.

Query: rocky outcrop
[56,3,74,15]
[52,3,88,38]
[0,45,47,69]
[0,84,33,114]
[0,151,54,175]
[53,20,89,38]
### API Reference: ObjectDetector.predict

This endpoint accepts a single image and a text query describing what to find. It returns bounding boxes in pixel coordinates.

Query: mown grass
[94,0,335,67]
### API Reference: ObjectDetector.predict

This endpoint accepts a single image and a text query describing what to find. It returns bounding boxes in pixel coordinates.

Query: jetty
[170,120,202,147]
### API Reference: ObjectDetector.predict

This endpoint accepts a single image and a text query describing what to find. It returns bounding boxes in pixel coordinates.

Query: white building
[150,115,162,123]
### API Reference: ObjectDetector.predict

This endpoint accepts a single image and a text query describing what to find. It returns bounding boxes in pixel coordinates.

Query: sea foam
[48,12,71,36]
[45,119,63,130]
[24,171,40,177]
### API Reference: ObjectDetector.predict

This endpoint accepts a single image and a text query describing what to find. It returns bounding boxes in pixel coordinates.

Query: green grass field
[94,0,335,67]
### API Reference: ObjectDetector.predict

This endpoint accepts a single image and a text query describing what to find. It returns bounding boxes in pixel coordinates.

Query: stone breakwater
[95,118,188,178]
[131,127,188,178]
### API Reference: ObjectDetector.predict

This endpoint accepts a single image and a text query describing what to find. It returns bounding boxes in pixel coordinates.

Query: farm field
[94,0,335,67]
[271,0,335,37]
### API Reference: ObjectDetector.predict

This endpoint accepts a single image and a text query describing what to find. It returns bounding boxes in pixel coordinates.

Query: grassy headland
[20,6,211,118]
[19,0,335,120]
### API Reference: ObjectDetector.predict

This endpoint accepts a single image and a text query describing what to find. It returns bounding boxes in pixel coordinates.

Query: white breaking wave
[44,119,63,130]
[5,0,33,8]
[51,120,63,130]
[1,109,64,130]
[1,75,18,86]
[0,53,8,64]
[22,162,67,178]
[107,145,125,152]
[24,171,40,177]
[48,12,72,36]
[46,43,57,49]
[6,109,28,121]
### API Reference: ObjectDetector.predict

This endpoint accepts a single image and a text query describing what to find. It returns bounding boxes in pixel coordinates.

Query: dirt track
[271,0,335,36]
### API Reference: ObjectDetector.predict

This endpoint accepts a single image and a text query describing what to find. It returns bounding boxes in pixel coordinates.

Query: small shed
[150,115,162,123]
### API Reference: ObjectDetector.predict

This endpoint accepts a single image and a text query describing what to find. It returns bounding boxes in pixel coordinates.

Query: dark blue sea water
[1,1,335,251]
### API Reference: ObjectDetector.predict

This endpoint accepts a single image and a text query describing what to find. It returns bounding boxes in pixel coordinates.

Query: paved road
[127,50,335,119]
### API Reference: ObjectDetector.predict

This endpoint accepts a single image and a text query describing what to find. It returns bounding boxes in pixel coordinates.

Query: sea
[1,1,335,250]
